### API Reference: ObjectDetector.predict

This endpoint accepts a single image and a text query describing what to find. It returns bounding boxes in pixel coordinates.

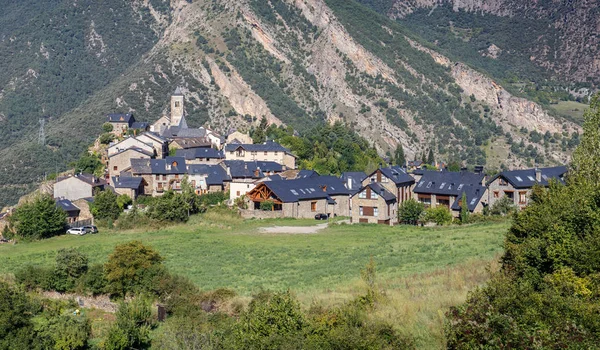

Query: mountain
[0,0,588,208]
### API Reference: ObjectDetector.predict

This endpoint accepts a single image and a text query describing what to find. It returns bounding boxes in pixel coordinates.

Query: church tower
[170,87,184,126]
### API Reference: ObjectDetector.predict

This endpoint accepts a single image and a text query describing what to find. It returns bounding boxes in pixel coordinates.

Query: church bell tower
[170,87,184,126]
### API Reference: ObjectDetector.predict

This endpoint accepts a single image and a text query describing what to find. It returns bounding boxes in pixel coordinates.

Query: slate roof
[259,178,332,203]
[367,166,415,186]
[224,160,284,179]
[353,183,397,203]
[173,86,183,96]
[130,122,149,130]
[340,172,367,193]
[112,176,143,189]
[129,157,186,175]
[107,113,134,124]
[56,199,80,214]
[224,141,295,156]
[487,166,567,189]
[296,170,320,179]
[414,170,485,196]
[176,147,224,160]
[163,127,207,139]
[312,176,353,196]
[171,137,211,149]
[450,185,487,212]
[139,131,167,143]
[187,164,231,185]
[130,159,152,174]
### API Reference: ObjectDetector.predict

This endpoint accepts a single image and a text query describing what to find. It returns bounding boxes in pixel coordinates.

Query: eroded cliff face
[389,0,600,84]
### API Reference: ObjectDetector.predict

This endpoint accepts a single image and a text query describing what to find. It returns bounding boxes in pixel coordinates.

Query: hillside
[0,0,585,207]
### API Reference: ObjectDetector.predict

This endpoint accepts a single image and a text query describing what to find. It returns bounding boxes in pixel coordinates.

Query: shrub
[0,282,40,349]
[9,194,67,240]
[423,206,452,226]
[82,264,108,296]
[99,132,115,144]
[91,190,122,221]
[102,123,114,133]
[260,200,274,211]
[104,241,165,298]
[398,199,424,224]
[15,265,54,291]
[489,195,517,216]
[104,297,154,350]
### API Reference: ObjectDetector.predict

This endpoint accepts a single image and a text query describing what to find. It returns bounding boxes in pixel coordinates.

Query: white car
[67,227,86,235]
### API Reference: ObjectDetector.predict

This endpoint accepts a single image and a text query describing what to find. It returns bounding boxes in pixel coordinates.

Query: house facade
[350,183,397,225]
[106,113,148,136]
[108,147,153,179]
[176,147,224,165]
[108,137,155,157]
[129,157,187,196]
[112,176,145,199]
[136,132,169,159]
[225,160,285,201]
[486,166,567,209]
[187,164,231,194]
[224,141,296,169]
[362,166,415,204]
[413,170,488,217]
[54,174,106,201]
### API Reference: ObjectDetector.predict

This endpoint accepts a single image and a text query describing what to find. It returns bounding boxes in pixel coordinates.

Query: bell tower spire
[170,87,184,126]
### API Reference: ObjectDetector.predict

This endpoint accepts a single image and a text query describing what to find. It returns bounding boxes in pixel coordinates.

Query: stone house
[176,147,224,164]
[413,170,488,217]
[111,176,144,199]
[108,147,153,179]
[225,160,285,201]
[362,166,415,204]
[136,132,169,159]
[486,166,567,209]
[56,199,81,224]
[350,183,398,225]
[54,174,107,201]
[170,137,212,150]
[245,179,331,219]
[187,164,231,194]
[224,141,296,169]
[106,113,149,136]
[340,172,368,195]
[129,157,187,196]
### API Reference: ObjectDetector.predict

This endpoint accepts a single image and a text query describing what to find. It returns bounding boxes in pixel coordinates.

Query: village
[0,88,568,233]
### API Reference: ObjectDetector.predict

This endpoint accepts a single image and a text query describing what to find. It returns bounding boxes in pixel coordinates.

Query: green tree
[104,241,164,297]
[446,93,600,347]
[459,192,470,224]
[489,195,516,216]
[54,248,89,293]
[91,190,121,221]
[72,152,102,175]
[0,282,39,349]
[102,123,114,133]
[38,315,91,350]
[423,206,452,226]
[426,149,435,165]
[9,194,66,240]
[398,199,424,225]
[393,143,406,166]
[116,194,132,211]
[104,298,154,350]
[99,133,115,145]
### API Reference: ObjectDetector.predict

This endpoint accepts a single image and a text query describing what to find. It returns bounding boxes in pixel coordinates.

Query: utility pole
[38,117,46,146]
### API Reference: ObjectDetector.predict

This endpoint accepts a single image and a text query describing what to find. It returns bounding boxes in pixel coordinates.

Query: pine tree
[394,143,406,166]
[427,149,435,165]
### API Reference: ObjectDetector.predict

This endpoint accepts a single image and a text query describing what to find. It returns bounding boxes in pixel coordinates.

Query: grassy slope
[0,210,508,294]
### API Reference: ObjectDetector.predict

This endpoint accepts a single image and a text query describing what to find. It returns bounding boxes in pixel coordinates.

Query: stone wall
[240,209,283,219]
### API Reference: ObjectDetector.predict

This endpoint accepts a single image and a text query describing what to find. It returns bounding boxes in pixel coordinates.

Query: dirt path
[260,222,329,234]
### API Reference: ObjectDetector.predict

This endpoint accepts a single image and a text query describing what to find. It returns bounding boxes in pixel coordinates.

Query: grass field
[0,209,510,348]
[552,100,589,124]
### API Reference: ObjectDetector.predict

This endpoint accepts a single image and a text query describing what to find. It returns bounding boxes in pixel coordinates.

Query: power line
[38,117,46,146]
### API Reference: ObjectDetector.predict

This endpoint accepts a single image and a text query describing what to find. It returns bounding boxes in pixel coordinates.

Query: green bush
[423,206,453,226]
[9,194,67,240]
[489,195,517,216]
[398,199,424,224]
[102,123,114,133]
[91,190,122,221]
[53,248,89,293]
[259,200,274,211]
[82,264,108,296]
[99,133,116,144]
[0,282,40,349]
[104,297,155,350]
[15,265,55,291]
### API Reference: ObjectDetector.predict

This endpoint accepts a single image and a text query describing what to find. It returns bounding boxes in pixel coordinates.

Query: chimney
[535,167,542,182]
[347,178,352,189]
[244,163,248,170]
[254,169,260,177]
[226,166,231,177]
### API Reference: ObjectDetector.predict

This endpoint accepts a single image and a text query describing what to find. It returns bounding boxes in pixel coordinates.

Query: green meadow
[0,209,508,295]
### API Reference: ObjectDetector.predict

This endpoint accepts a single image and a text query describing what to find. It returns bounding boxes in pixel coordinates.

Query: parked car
[83,225,98,234]
[67,227,86,235]
[315,213,329,220]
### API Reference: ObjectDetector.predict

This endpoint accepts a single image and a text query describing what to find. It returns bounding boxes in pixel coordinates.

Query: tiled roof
[487,166,567,189]
[107,113,134,123]
[112,176,143,189]
[176,147,224,160]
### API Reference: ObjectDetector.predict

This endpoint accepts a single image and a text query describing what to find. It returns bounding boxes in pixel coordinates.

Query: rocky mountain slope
[0,0,585,207]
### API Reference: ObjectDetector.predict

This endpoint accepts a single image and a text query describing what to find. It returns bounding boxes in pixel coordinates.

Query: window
[274,151,278,155]
[371,191,379,199]
[359,206,364,216]
[519,191,527,204]
[515,176,523,182]
[174,174,179,180]
[505,191,514,199]
[264,151,268,156]
[493,191,499,198]
[426,182,433,188]
[373,207,379,216]
[175,101,180,107]
[162,175,167,181]
[113,166,118,171]
[499,178,508,186]
[381,176,388,183]
[457,184,464,191]
[359,191,367,199]
[236,191,240,196]
[311,201,317,212]
[156,175,160,180]
[439,182,446,189]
